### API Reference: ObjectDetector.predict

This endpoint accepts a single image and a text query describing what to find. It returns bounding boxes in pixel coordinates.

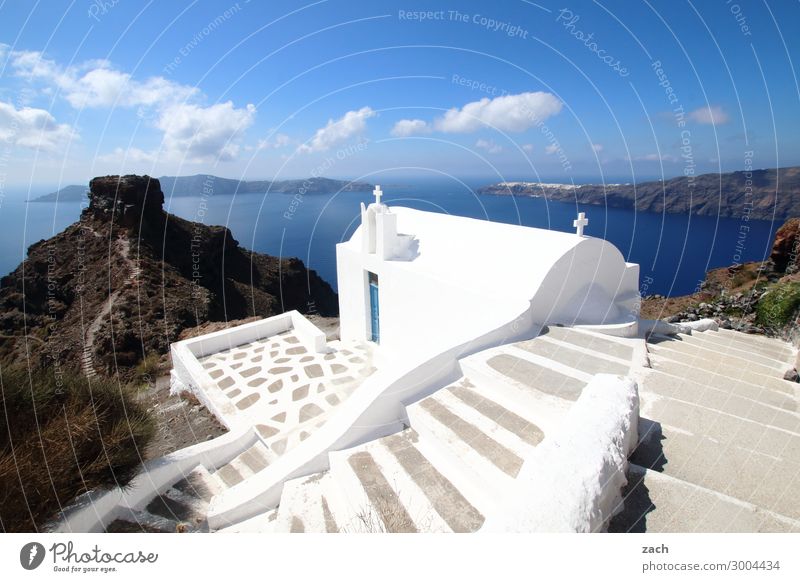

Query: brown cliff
[0,175,337,377]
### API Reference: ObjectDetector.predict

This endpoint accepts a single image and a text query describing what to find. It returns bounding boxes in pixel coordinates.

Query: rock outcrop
[0,175,338,377]
[770,217,800,273]
[86,174,164,227]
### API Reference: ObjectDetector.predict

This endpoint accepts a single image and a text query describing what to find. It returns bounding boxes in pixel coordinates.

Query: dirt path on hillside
[81,236,141,378]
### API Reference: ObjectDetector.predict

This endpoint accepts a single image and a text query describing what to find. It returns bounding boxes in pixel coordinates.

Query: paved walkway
[198,332,374,458]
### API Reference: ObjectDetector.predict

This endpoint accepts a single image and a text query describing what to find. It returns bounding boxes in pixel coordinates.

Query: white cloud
[68,68,196,109]
[522,143,534,152]
[8,50,254,162]
[591,143,603,152]
[544,144,559,155]
[98,146,156,164]
[688,105,729,125]
[475,138,503,154]
[433,92,562,133]
[0,102,75,151]
[256,133,291,150]
[157,102,256,162]
[298,106,375,153]
[10,50,196,109]
[390,118,430,137]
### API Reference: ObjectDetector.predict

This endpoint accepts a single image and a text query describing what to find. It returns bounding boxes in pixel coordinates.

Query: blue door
[368,272,380,343]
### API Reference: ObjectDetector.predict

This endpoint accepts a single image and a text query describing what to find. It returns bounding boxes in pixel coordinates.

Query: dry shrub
[0,367,154,532]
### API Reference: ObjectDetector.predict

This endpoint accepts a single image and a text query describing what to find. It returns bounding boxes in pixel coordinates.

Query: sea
[0,178,781,298]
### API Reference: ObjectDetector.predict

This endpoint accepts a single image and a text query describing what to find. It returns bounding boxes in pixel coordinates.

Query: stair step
[648,339,787,376]
[435,386,541,457]
[346,449,418,532]
[634,398,800,521]
[644,365,798,411]
[649,353,797,396]
[609,464,800,533]
[381,430,484,532]
[712,329,794,354]
[485,352,588,402]
[514,336,631,376]
[212,441,273,488]
[406,392,519,510]
[328,445,414,533]
[173,465,223,502]
[418,393,523,478]
[327,431,470,533]
[275,472,341,533]
[671,332,791,367]
[642,370,800,433]
[446,381,545,448]
[539,325,636,360]
[217,508,280,533]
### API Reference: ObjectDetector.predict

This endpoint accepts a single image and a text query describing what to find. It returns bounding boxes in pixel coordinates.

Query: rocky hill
[31,175,374,202]
[479,166,800,221]
[0,175,338,378]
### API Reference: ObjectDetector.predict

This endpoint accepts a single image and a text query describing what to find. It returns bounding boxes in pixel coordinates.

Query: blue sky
[0,0,798,188]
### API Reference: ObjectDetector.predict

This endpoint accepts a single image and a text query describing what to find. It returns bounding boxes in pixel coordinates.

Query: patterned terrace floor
[199,332,374,459]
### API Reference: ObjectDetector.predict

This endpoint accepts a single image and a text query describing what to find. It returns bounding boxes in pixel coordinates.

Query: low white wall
[51,426,257,533]
[481,374,640,533]
[177,310,325,359]
[639,317,719,337]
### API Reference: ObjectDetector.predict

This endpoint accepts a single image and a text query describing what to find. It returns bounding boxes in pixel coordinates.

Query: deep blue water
[0,181,780,298]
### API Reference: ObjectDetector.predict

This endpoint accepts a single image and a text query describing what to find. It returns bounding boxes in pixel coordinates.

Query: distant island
[478,166,800,221]
[30,175,373,202]
[31,184,89,202]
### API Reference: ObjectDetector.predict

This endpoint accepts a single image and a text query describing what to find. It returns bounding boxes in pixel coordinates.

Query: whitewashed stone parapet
[481,374,639,532]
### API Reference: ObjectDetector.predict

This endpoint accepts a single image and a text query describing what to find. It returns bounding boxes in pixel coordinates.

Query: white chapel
[337,186,641,359]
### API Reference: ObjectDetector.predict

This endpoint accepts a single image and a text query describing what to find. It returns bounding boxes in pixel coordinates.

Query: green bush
[134,353,162,385]
[0,368,154,532]
[755,281,800,329]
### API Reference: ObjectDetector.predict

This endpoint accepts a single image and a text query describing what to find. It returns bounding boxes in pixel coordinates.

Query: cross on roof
[373,185,383,205]
[573,212,589,237]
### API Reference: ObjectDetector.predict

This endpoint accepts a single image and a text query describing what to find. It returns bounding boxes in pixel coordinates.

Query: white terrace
[173,312,375,467]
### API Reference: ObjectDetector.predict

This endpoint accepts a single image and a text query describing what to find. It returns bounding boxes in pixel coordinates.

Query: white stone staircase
[103,324,800,533]
[105,439,275,533]
[257,326,643,533]
[610,327,800,533]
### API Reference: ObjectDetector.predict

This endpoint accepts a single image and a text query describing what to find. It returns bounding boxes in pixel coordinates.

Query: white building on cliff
[61,184,654,534]
[337,187,641,360]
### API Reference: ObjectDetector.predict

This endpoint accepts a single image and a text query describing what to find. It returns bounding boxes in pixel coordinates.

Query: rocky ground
[141,376,227,459]
[640,218,800,343]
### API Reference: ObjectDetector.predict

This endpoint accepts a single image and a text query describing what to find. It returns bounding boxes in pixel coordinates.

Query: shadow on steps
[608,417,667,533]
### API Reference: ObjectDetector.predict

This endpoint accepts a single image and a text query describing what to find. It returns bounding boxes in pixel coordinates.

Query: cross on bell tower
[373,185,383,205]
[573,212,589,237]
